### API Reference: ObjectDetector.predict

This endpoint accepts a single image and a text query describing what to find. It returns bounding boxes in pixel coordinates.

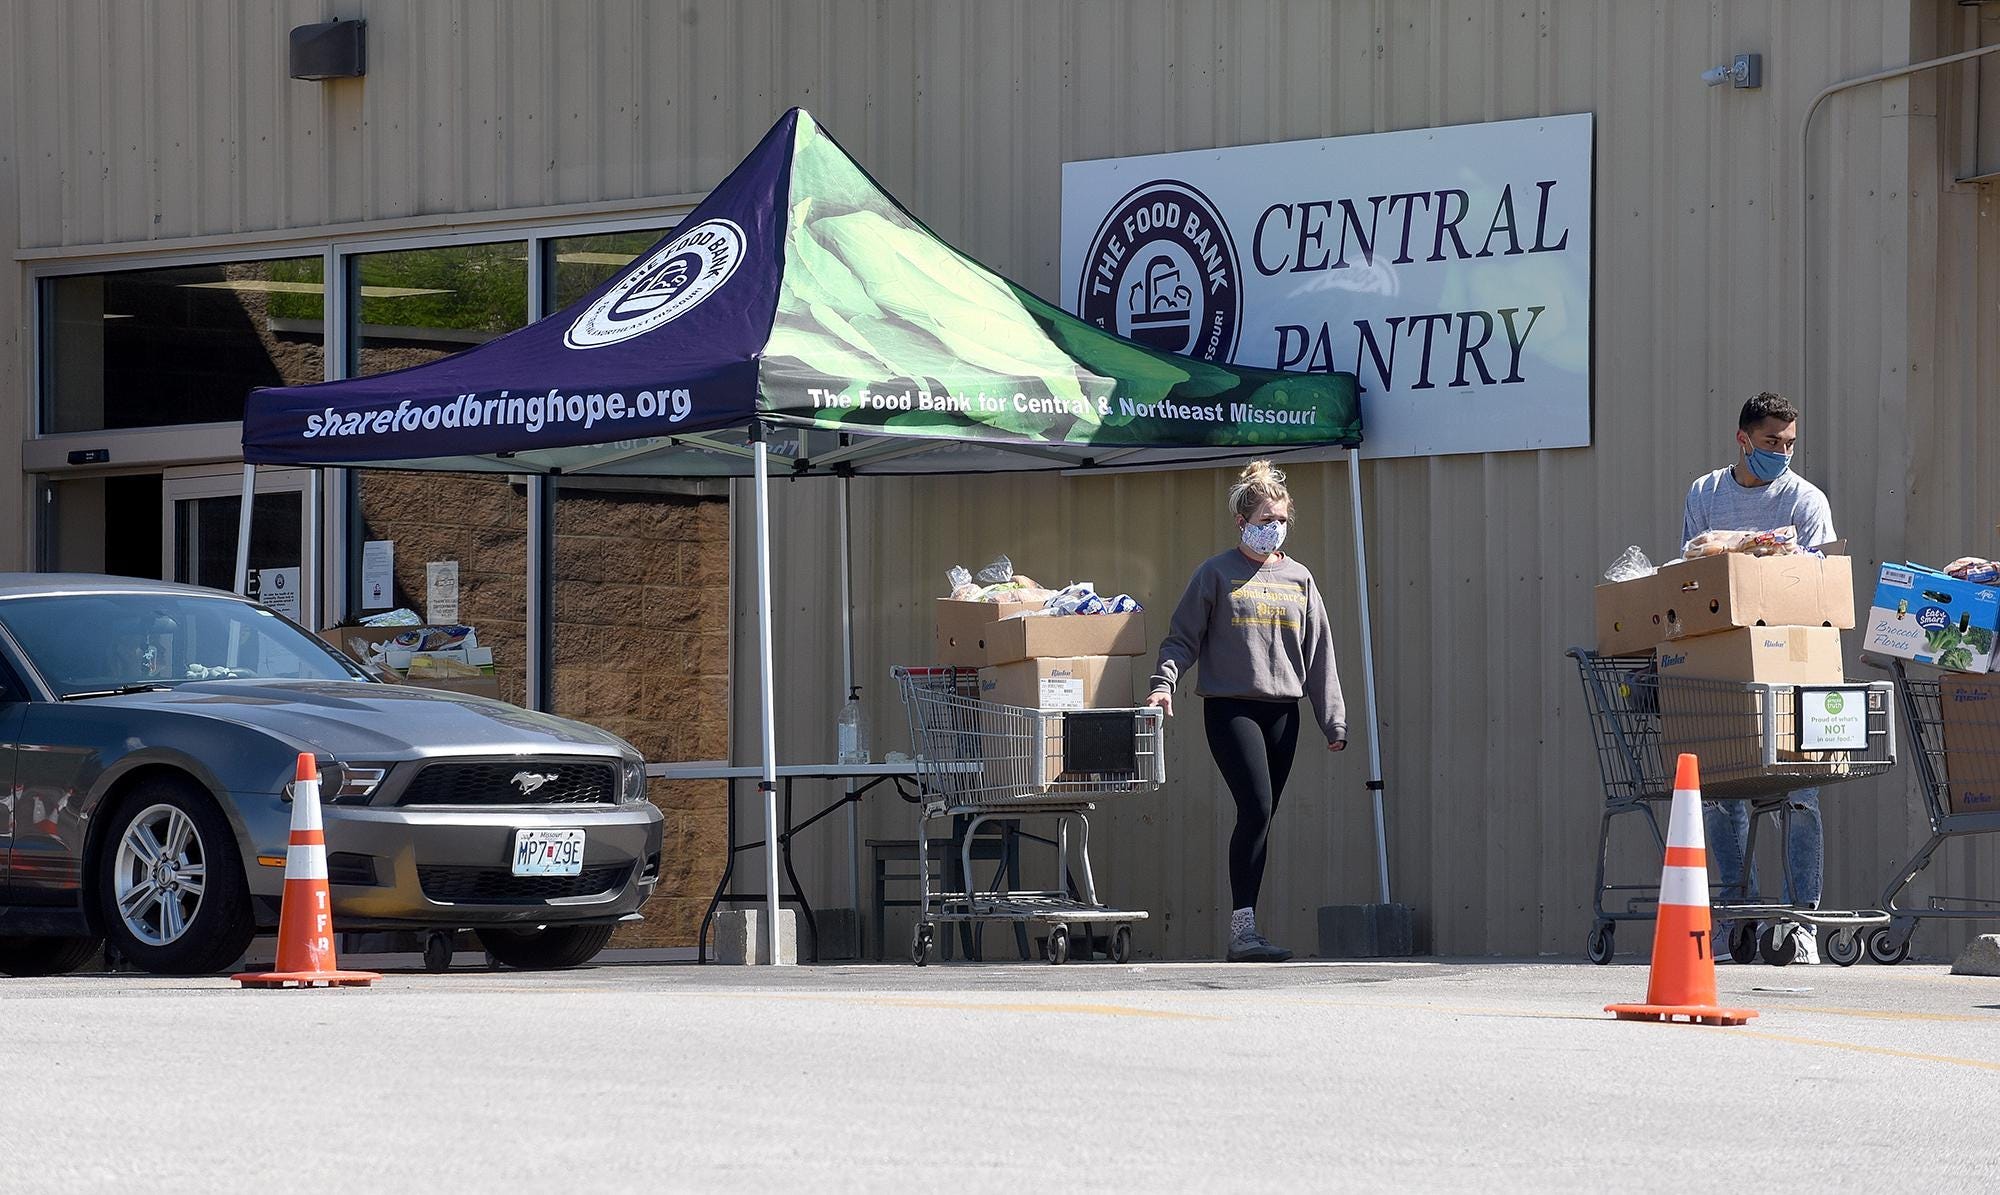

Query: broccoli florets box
[1861,564,2000,673]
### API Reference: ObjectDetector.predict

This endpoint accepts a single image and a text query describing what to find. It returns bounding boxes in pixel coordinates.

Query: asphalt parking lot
[5,957,1998,1193]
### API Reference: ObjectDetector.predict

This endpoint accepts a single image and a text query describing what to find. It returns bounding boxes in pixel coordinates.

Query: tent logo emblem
[565,218,746,349]
[1077,180,1240,362]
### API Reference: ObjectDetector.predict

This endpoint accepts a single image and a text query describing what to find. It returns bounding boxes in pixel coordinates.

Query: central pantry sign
[1061,114,1593,459]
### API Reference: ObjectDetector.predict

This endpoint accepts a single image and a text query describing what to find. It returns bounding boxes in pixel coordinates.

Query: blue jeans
[1703,790,1823,910]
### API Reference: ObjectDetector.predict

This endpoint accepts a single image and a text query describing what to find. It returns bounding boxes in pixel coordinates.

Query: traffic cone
[1605,754,1756,1026]
[234,755,380,989]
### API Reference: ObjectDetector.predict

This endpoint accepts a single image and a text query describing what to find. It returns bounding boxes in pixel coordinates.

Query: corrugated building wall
[6,1,1998,956]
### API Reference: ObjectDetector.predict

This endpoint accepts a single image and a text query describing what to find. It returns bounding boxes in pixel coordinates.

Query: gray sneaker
[1226,932,1293,963]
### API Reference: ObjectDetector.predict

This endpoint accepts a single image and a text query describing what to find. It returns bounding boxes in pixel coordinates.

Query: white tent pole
[750,427,786,964]
[1346,447,1390,904]
[233,463,256,595]
[838,475,860,918]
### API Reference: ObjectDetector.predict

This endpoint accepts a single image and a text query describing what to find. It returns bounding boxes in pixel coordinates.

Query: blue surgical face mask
[1746,447,1791,483]
[1241,519,1288,556]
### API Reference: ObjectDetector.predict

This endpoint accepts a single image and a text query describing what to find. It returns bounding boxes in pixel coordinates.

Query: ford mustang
[0,575,662,976]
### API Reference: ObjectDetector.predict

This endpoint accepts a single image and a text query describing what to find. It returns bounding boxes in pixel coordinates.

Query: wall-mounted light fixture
[1701,53,1762,89]
[289,19,366,81]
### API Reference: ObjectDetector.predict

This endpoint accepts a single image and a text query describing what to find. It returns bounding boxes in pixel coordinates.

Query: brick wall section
[358,474,730,949]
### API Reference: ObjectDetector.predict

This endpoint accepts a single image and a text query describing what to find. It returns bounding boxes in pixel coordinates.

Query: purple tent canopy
[243,109,1360,477]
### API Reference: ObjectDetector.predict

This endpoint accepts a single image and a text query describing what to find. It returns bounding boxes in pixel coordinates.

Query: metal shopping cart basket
[893,665,1166,965]
[1865,657,2000,963]
[1568,648,1896,967]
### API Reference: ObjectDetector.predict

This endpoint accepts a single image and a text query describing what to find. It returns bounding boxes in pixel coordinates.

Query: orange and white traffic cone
[234,754,380,989]
[1606,753,1756,1026]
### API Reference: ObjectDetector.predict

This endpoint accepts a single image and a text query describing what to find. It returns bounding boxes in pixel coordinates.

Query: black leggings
[1203,696,1301,911]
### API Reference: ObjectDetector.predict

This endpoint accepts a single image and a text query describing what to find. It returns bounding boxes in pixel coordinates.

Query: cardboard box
[1594,576,1670,655]
[320,625,503,700]
[933,599,1146,666]
[1654,626,1846,685]
[1939,676,2000,814]
[1656,553,1856,642]
[1861,564,2000,673]
[978,656,1135,710]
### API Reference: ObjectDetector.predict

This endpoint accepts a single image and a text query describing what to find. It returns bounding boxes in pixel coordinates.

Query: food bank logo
[565,219,744,349]
[1077,181,1241,361]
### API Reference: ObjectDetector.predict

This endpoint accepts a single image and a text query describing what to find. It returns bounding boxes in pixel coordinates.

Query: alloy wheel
[111,803,209,947]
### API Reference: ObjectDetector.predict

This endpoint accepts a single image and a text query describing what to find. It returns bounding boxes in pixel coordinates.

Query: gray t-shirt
[1682,466,1837,550]
[1149,549,1346,743]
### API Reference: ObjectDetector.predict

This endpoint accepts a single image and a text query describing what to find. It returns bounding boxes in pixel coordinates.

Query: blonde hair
[1227,460,1290,522]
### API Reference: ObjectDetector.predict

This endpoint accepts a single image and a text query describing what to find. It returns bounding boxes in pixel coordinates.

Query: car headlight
[620,759,650,805]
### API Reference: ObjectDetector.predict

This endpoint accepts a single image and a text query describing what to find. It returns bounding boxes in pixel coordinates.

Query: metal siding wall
[12,0,1995,957]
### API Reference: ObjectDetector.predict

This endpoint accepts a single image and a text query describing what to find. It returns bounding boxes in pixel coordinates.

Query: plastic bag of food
[1947,557,2000,584]
[975,555,1014,585]
[1602,546,1656,583]
[1683,526,1800,559]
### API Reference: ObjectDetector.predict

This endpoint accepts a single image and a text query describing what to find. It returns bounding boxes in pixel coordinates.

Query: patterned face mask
[1241,519,1288,556]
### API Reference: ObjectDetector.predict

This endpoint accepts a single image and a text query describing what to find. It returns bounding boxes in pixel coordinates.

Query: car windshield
[0,591,366,697]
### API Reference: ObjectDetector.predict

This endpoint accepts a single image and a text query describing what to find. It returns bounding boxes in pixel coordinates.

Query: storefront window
[353,472,529,704]
[346,241,532,697]
[351,241,528,377]
[39,257,325,434]
[542,227,674,312]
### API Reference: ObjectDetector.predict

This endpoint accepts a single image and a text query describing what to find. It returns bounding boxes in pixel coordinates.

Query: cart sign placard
[1061,114,1593,459]
[1797,687,1869,751]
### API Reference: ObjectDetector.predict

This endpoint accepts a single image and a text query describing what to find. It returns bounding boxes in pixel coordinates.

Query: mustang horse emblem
[512,771,558,796]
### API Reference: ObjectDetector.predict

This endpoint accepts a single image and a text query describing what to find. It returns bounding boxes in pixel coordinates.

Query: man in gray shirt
[1681,391,1833,964]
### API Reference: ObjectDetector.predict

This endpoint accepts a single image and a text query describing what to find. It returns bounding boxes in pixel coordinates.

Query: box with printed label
[1861,564,2000,673]
[978,656,1134,710]
[934,599,1146,667]
[1654,626,1845,685]
[1939,676,2000,814]
[1655,553,1855,642]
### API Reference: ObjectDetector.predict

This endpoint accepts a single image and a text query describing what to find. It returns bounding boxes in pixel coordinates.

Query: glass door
[161,467,317,628]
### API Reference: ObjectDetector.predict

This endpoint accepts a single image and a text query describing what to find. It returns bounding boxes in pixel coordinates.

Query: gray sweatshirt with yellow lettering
[1150,549,1347,744]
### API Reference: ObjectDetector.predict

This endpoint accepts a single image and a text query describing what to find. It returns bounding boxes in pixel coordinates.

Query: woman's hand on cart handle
[1144,691,1173,717]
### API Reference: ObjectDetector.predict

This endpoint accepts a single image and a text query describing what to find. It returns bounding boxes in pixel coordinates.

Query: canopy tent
[241,108,1381,963]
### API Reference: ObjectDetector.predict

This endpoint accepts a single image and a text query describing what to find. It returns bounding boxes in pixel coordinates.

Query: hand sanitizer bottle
[837,686,870,764]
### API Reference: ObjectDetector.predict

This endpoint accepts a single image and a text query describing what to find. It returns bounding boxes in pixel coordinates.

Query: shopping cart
[892,665,1166,965]
[1866,658,2000,963]
[1568,648,1896,967]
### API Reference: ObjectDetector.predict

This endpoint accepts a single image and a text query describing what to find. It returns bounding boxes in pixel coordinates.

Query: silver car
[0,575,662,976]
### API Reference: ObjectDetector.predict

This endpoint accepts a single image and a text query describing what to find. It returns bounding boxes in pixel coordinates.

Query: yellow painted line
[1738,1030,2000,1074]
[1802,1005,2000,1025]
[1279,996,1605,1022]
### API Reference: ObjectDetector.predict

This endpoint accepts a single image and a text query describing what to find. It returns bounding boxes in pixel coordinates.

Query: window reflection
[40,257,325,433]
[543,228,675,312]
[351,242,528,378]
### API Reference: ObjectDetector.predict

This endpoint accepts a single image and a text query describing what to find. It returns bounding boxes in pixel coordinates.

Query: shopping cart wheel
[1727,923,1759,966]
[1047,925,1069,965]
[1111,925,1133,965]
[1866,927,1911,966]
[1759,924,1797,966]
[1586,922,1614,965]
[911,924,934,967]
[1823,929,1862,967]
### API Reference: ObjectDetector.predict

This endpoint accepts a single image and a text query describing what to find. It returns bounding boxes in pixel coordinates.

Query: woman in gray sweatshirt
[1145,461,1347,962]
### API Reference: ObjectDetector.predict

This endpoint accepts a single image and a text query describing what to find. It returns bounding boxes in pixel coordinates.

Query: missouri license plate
[511,829,585,876]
